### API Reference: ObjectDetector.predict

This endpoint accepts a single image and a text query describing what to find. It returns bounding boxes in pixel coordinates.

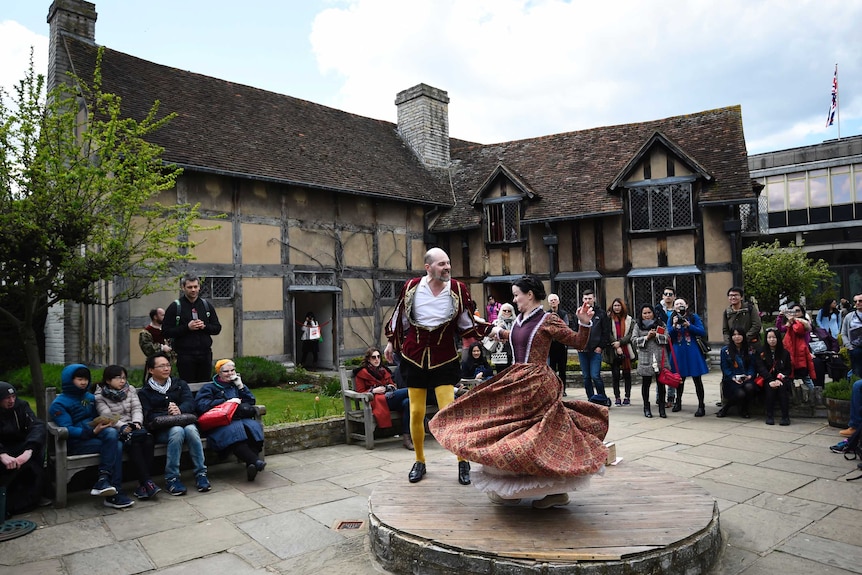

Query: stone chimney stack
[46,0,97,93]
[395,84,450,168]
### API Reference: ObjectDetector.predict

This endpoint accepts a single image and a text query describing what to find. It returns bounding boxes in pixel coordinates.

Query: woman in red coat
[353,347,413,449]
[782,303,816,406]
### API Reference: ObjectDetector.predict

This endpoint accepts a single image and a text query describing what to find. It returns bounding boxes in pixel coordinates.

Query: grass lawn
[21,386,344,426]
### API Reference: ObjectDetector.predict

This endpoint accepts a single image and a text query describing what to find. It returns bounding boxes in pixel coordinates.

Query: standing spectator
[782,303,816,406]
[816,298,842,339]
[486,295,501,323]
[668,298,709,416]
[716,329,757,418]
[722,286,762,346]
[49,364,133,508]
[139,352,210,496]
[841,293,862,379]
[490,303,516,372]
[354,348,412,450]
[384,247,492,486]
[163,273,222,383]
[300,312,320,369]
[632,305,670,418]
[577,289,610,403]
[547,293,571,396]
[139,307,174,361]
[754,328,792,426]
[606,298,634,406]
[0,381,48,516]
[196,359,265,481]
[95,365,160,499]
[654,286,678,408]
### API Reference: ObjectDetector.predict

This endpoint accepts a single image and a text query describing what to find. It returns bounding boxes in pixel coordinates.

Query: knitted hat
[0,381,15,400]
[214,359,234,374]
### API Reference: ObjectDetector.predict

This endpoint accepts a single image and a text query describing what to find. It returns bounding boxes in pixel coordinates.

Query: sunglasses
[370,354,381,359]
[663,292,674,296]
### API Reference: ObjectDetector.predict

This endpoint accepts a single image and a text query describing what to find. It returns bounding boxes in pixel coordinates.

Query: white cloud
[0,20,48,99]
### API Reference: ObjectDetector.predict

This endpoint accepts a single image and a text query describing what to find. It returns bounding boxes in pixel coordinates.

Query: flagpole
[836,63,841,140]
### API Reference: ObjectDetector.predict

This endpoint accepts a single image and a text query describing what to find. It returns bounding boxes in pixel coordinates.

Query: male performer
[385,248,492,485]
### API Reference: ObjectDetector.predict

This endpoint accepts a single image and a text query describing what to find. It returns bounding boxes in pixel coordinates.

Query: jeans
[385,388,410,434]
[155,424,206,480]
[577,350,606,398]
[69,427,123,488]
[849,379,862,430]
[850,348,862,380]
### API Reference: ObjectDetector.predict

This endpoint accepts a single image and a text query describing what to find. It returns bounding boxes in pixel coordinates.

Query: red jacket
[784,320,816,378]
[354,367,395,428]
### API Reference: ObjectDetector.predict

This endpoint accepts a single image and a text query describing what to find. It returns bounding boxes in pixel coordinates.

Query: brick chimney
[395,84,450,168]
[46,0,97,93]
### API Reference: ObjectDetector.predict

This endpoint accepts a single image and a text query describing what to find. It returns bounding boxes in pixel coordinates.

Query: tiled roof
[62,35,453,206]
[434,106,752,231]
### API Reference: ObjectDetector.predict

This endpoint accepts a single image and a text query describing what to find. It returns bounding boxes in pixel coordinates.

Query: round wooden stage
[368,462,721,574]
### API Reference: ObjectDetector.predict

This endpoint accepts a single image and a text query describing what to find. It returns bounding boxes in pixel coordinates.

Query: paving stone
[746,492,835,522]
[237,510,345,559]
[247,479,354,513]
[1,558,64,575]
[228,467,293,493]
[757,454,853,480]
[270,534,382,574]
[655,445,732,468]
[734,548,856,575]
[778,532,862,573]
[300,494,370,531]
[709,433,800,457]
[636,455,712,478]
[279,453,386,483]
[680,443,773,465]
[777,443,854,467]
[104,499,205,541]
[150,551,264,575]
[791,478,862,511]
[63,540,154,575]
[637,426,727,446]
[699,462,815,494]
[0,517,113,565]
[185,485,262,519]
[327,466,393,489]
[718,502,812,553]
[691,477,765,503]
[138,517,249,568]
[709,542,759,575]
[802,507,862,547]
[228,539,283,569]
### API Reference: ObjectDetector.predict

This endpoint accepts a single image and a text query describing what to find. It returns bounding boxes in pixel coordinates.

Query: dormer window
[628,181,693,232]
[485,197,522,243]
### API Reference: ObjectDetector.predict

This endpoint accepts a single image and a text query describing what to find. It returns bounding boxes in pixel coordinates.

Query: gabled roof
[433,106,752,231]
[469,163,539,205]
[608,131,713,191]
[62,35,454,206]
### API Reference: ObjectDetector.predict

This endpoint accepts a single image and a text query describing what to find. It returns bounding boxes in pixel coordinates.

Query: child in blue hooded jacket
[49,364,134,509]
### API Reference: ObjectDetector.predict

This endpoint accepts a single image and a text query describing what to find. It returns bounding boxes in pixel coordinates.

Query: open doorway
[290,290,338,370]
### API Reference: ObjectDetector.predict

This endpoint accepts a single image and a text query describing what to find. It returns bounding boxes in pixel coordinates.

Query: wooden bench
[339,367,480,450]
[46,382,266,508]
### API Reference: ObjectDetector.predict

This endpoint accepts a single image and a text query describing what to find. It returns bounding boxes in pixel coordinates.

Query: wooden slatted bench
[340,367,480,449]
[46,382,266,508]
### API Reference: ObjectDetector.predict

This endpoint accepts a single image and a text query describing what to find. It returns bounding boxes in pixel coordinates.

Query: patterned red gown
[430,307,609,498]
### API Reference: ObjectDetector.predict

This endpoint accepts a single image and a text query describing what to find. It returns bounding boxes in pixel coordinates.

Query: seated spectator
[49,364,133,509]
[139,352,210,495]
[195,359,266,481]
[353,348,412,450]
[95,365,160,499]
[716,329,757,418]
[754,328,792,425]
[839,378,862,438]
[461,342,495,381]
[0,381,48,516]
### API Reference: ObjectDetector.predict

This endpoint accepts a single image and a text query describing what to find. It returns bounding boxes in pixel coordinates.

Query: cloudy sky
[2,0,860,154]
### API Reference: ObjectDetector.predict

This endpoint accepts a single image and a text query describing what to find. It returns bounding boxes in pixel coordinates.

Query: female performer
[430,275,608,509]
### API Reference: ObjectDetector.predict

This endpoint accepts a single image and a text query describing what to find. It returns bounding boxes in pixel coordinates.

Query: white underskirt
[470,464,605,499]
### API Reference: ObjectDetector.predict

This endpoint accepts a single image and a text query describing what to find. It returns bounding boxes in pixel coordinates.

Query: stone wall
[263,416,345,454]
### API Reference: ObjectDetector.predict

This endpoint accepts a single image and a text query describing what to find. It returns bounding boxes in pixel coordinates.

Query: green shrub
[825,378,852,401]
[0,364,144,394]
[343,356,364,367]
[233,356,289,388]
[320,376,342,398]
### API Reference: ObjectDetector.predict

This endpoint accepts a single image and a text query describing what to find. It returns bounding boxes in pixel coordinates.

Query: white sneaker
[532,493,570,509]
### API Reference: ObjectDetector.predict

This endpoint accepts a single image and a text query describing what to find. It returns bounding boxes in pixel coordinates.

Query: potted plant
[824,378,853,428]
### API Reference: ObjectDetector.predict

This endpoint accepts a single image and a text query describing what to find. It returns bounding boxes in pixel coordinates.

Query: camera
[677,307,686,315]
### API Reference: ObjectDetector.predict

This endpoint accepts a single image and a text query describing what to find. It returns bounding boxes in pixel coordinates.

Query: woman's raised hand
[575,303,595,325]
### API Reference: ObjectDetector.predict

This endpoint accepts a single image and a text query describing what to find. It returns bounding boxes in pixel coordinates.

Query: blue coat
[49,363,97,441]
[194,378,263,452]
[668,313,710,377]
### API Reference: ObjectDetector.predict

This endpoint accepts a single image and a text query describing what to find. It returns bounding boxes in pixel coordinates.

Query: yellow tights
[407,386,460,464]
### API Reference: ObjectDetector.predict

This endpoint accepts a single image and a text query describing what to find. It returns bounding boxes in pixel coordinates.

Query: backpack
[175,298,212,326]
[837,427,862,481]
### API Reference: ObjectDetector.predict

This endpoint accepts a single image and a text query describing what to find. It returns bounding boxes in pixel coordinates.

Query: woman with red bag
[754,328,792,426]
[195,359,265,481]
[353,347,412,450]
[632,304,670,418]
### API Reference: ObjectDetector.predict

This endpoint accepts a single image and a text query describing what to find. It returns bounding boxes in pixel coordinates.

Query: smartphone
[656,326,666,335]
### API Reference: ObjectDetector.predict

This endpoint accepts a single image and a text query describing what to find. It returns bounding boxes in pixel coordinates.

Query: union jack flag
[826,64,838,127]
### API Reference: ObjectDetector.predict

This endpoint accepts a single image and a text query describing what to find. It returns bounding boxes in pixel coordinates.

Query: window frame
[484,196,523,244]
[627,180,694,233]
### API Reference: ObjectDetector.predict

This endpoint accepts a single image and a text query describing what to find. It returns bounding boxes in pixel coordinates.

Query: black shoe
[658,405,667,418]
[765,416,775,425]
[246,463,258,482]
[779,418,791,426]
[458,461,471,485]
[408,462,426,483]
[255,459,267,472]
[644,406,652,418]
[695,405,705,417]
[672,399,682,412]
[741,410,751,419]
[715,408,727,418]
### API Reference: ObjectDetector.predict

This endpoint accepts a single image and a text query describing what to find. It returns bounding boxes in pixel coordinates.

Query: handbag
[147,413,198,432]
[309,325,321,339]
[754,375,765,387]
[695,337,711,357]
[657,345,682,388]
[491,351,509,365]
[197,401,239,432]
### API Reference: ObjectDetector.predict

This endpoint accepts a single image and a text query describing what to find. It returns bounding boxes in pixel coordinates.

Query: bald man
[385,248,492,485]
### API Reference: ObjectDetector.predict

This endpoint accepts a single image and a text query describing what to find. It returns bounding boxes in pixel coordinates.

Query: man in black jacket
[577,290,611,403]
[0,381,47,515]
[164,273,222,383]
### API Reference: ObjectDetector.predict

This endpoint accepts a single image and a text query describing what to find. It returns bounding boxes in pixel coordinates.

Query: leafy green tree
[742,240,834,315]
[0,51,206,418]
